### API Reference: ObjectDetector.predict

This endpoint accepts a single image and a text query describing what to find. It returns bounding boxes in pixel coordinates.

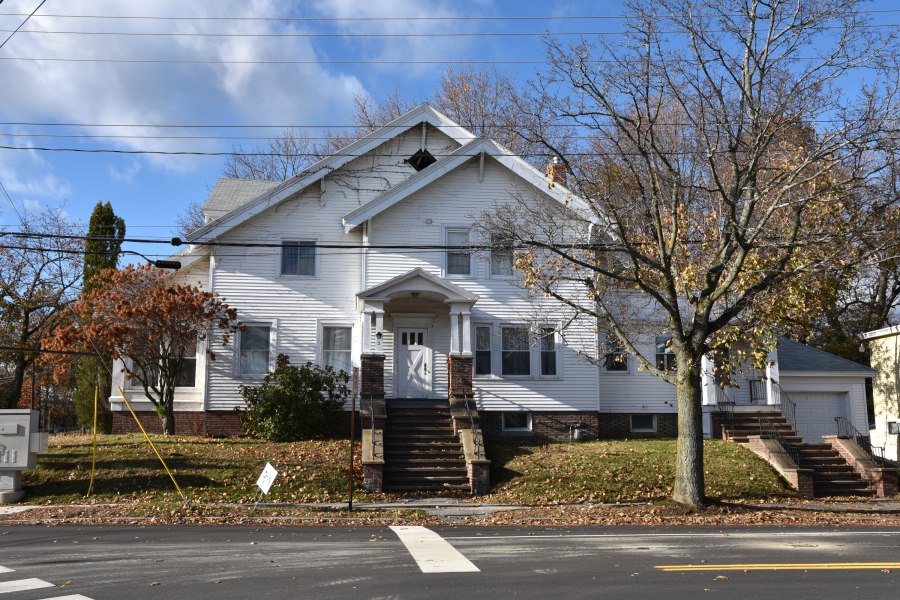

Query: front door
[397,328,429,398]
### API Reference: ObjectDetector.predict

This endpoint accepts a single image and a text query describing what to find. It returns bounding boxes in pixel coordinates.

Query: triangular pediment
[358,268,479,304]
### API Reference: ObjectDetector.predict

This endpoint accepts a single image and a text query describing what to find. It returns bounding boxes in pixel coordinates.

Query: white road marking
[39,596,94,600]
[0,578,56,594]
[0,567,11,574]
[390,526,480,574]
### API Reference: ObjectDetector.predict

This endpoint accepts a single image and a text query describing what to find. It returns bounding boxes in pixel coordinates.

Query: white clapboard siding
[598,342,678,413]
[204,127,460,410]
[367,157,599,412]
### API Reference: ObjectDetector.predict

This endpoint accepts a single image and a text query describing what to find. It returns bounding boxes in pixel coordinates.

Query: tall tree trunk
[159,389,176,435]
[674,356,705,506]
[1,355,28,410]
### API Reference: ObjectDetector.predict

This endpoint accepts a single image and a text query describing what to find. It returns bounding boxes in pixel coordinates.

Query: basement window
[502,412,532,431]
[404,149,437,172]
[888,422,900,435]
[630,414,657,433]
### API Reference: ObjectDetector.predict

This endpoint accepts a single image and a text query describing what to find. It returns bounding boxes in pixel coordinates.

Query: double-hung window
[540,328,557,377]
[475,325,492,376]
[655,335,676,371]
[446,229,472,276]
[322,326,352,374]
[491,236,515,277]
[603,336,629,372]
[174,339,198,387]
[281,241,315,276]
[501,327,531,376]
[240,326,271,375]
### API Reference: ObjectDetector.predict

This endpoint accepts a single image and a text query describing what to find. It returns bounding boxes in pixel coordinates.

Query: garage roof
[777,338,875,373]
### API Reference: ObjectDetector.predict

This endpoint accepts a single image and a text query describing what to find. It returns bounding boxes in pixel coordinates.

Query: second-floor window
[446,229,472,276]
[281,241,316,276]
[491,237,515,277]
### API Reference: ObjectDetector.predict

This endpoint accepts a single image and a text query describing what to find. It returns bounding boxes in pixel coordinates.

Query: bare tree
[0,207,84,409]
[174,199,207,239]
[476,0,900,505]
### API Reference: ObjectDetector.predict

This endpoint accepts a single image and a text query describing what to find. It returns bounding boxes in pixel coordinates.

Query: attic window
[404,149,436,172]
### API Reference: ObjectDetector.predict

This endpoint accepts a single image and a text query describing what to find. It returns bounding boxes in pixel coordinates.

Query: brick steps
[713,410,876,498]
[383,398,469,492]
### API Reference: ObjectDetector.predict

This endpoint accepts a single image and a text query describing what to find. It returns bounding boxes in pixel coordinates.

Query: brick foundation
[468,462,490,495]
[479,411,600,441]
[745,435,815,497]
[112,410,244,437]
[364,464,384,492]
[599,413,678,439]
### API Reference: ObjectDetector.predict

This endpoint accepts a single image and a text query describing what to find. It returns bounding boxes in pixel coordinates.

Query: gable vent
[404,149,437,172]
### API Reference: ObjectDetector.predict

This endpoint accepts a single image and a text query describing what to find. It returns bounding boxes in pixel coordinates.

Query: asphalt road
[2,524,900,599]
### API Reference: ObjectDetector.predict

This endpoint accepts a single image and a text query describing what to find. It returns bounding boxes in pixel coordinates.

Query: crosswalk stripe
[0,568,11,574]
[0,578,56,594]
[40,596,94,600]
[390,526,480,574]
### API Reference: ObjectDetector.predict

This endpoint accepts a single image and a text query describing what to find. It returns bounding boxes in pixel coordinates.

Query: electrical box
[888,421,900,435]
[0,410,46,504]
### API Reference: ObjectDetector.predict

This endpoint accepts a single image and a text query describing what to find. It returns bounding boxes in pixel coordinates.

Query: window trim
[442,225,475,279]
[126,338,202,390]
[600,335,632,375]
[472,322,563,380]
[278,235,322,279]
[630,414,657,433]
[502,411,532,432]
[538,327,560,379]
[488,234,516,279]
[655,335,677,372]
[234,321,277,378]
[888,421,900,435]
[473,324,493,378]
[316,320,356,375]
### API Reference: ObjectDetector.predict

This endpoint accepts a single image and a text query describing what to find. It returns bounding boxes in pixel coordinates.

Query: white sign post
[253,462,278,509]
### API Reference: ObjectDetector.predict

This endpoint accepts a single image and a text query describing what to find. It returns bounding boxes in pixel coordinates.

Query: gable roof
[185,103,476,243]
[861,325,900,341]
[202,178,280,214]
[341,136,588,232]
[357,267,479,303]
[777,338,875,373]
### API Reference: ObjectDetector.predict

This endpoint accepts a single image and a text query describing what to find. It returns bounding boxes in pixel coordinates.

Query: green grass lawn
[23,435,798,508]
[22,434,369,506]
[484,438,800,504]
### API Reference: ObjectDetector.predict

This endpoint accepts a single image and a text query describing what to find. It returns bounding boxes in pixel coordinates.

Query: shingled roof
[202,178,280,214]
[777,338,875,373]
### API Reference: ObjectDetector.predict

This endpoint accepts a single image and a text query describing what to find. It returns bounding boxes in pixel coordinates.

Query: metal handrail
[835,416,885,465]
[770,381,797,430]
[461,391,484,458]
[715,386,735,431]
[368,376,377,460]
[760,417,800,467]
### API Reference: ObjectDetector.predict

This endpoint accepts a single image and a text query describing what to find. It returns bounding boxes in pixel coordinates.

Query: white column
[450,312,460,356]
[765,347,780,405]
[361,310,372,354]
[701,354,716,405]
[461,312,472,356]
[374,311,384,355]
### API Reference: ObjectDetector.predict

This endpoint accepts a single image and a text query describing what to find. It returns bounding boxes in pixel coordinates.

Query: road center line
[0,578,56,594]
[390,526,480,574]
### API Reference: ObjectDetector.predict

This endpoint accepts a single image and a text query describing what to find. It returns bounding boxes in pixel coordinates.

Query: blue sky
[0,0,897,265]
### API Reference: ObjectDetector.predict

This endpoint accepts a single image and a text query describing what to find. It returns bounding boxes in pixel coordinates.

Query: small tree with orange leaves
[43,264,241,435]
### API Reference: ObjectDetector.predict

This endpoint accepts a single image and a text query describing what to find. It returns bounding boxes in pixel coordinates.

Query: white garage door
[793,392,847,443]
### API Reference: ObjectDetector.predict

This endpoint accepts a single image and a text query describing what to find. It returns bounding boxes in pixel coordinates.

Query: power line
[3,23,898,37]
[0,144,891,158]
[0,9,897,21]
[0,0,45,50]
[0,178,26,227]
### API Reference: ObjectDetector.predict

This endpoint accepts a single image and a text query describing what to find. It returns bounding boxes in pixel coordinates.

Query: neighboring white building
[862,325,900,461]
[109,104,875,442]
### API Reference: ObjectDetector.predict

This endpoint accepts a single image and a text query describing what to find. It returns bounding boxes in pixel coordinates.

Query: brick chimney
[546,156,567,188]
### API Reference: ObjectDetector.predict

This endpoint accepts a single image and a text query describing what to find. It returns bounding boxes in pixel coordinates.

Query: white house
[109,104,874,449]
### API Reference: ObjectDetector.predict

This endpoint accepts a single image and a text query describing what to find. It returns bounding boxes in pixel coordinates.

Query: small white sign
[256,462,278,495]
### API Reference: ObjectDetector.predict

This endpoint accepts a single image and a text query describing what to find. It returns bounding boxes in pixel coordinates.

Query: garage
[792,392,848,443]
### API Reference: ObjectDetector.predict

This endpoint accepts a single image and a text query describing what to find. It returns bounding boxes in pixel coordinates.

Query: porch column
[765,347,780,405]
[449,312,460,355]
[461,312,472,356]
[361,310,372,354]
[374,310,384,355]
[701,354,716,405]
[360,301,385,401]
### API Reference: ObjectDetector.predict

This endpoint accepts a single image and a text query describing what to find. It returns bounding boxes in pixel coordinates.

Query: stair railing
[770,382,797,430]
[835,416,885,465]
[462,391,484,458]
[715,386,735,432]
[369,375,377,461]
[759,417,800,467]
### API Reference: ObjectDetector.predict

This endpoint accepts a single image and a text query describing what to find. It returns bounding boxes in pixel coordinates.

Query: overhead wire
[0,0,45,50]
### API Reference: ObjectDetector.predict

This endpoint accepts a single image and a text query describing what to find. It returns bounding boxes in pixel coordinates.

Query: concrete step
[385,466,468,475]
[382,485,471,491]
[811,471,864,481]
[814,487,876,497]
[384,474,470,483]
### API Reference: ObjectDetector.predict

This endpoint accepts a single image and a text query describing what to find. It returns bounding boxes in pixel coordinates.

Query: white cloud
[108,159,142,184]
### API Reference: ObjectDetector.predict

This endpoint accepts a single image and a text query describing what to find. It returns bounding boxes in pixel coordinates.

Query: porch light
[375,332,383,340]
